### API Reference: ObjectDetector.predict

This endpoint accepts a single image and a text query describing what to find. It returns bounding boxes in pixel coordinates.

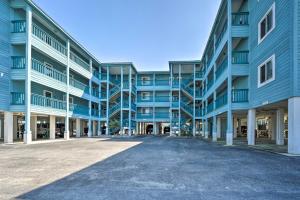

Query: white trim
[258,2,276,44]
[257,54,276,88]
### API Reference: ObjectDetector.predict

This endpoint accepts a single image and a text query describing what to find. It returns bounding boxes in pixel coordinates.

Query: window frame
[258,2,276,44]
[257,54,276,88]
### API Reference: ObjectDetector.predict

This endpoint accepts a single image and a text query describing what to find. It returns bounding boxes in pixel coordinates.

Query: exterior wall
[0,0,11,111]
[249,0,294,108]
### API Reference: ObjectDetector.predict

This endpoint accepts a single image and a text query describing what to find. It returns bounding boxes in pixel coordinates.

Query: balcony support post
[120,66,124,135]
[178,64,181,136]
[212,115,217,142]
[247,109,256,145]
[24,5,32,144]
[88,59,92,137]
[129,66,132,136]
[64,40,70,140]
[193,64,196,137]
[106,66,110,135]
[4,112,13,144]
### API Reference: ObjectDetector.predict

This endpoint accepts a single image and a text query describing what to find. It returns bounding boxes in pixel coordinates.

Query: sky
[33,0,221,71]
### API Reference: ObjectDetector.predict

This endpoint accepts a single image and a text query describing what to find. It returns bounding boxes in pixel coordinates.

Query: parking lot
[1,136,300,200]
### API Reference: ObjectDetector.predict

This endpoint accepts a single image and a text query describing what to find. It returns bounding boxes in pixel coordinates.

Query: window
[258,3,275,44]
[258,55,275,88]
[141,76,150,85]
[141,92,150,100]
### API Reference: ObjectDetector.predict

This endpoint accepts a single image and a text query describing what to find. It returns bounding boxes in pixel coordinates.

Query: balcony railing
[11,92,25,105]
[215,21,228,48]
[215,93,228,109]
[154,96,169,102]
[232,12,249,26]
[137,96,153,102]
[172,80,179,88]
[131,103,137,111]
[100,92,107,99]
[172,101,179,108]
[91,109,99,117]
[92,88,99,98]
[12,56,26,69]
[232,89,248,103]
[123,82,129,89]
[123,100,129,108]
[137,113,153,119]
[195,90,202,98]
[155,80,169,86]
[195,109,204,117]
[215,59,228,80]
[70,51,90,71]
[32,58,67,83]
[93,69,100,80]
[70,104,89,116]
[232,51,249,64]
[70,78,89,94]
[206,102,214,114]
[195,71,204,79]
[100,73,107,81]
[12,20,26,33]
[155,112,169,119]
[32,23,67,56]
[31,93,66,110]
[137,80,153,86]
[207,79,214,91]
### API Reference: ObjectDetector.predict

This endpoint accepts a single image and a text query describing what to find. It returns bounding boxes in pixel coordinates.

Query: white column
[212,116,217,142]
[64,40,70,140]
[4,112,13,143]
[204,119,208,139]
[217,117,221,138]
[193,64,196,137]
[154,123,157,135]
[276,108,285,145]
[49,115,56,140]
[30,116,37,141]
[128,67,132,136]
[178,64,181,136]
[247,109,256,145]
[97,121,101,136]
[106,67,109,135]
[271,114,276,140]
[288,97,300,154]
[88,59,92,137]
[24,6,32,144]
[233,117,237,138]
[93,121,97,136]
[76,118,81,137]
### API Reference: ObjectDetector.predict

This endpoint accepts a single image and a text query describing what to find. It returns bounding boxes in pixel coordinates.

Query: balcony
[195,90,203,98]
[70,78,89,94]
[155,80,169,86]
[70,104,89,116]
[31,93,66,110]
[137,80,153,86]
[91,109,99,117]
[232,89,248,103]
[32,23,67,56]
[195,109,204,117]
[206,102,214,114]
[123,100,129,108]
[172,80,179,88]
[195,71,204,79]
[32,58,67,83]
[215,59,228,80]
[137,96,153,103]
[12,20,26,33]
[207,79,214,91]
[215,21,228,49]
[155,96,169,102]
[232,12,249,26]
[232,51,249,64]
[100,73,107,81]
[215,93,228,109]
[155,112,169,119]
[11,92,25,105]
[100,92,107,99]
[92,88,99,98]
[12,56,26,69]
[137,113,153,119]
[70,51,90,71]
[93,69,100,80]
[171,101,179,108]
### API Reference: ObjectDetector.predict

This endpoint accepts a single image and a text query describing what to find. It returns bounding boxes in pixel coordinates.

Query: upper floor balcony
[232,51,249,64]
[12,20,26,33]
[232,89,248,103]
[231,12,249,37]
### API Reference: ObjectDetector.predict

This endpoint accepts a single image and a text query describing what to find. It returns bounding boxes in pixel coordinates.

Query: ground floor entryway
[136,122,170,135]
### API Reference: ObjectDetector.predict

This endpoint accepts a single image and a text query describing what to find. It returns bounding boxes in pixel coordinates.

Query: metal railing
[32,23,67,56]
[137,80,154,86]
[11,92,25,105]
[206,102,214,114]
[155,112,169,119]
[154,96,169,102]
[137,113,153,119]
[155,80,169,86]
[232,89,248,103]
[215,21,227,48]
[69,51,90,71]
[232,12,249,26]
[70,104,89,116]
[32,58,67,83]
[215,93,228,109]
[12,56,26,69]
[70,78,89,94]
[12,20,26,33]
[195,71,204,79]
[215,59,228,80]
[31,93,66,110]
[232,51,249,64]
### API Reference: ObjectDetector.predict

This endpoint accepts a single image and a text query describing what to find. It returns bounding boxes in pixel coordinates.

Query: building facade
[0,0,300,154]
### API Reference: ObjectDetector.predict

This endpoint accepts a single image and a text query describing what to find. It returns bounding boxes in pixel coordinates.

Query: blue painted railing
[215,21,227,48]
[206,102,214,114]
[195,90,202,98]
[93,69,100,79]
[195,71,204,79]
[181,102,193,115]
[172,101,179,108]
[137,80,153,86]
[70,78,89,94]
[11,92,25,105]
[207,79,214,91]
[12,56,26,69]
[132,85,136,93]
[110,103,121,115]
[137,96,153,102]
[232,12,249,26]
[32,58,67,83]
[155,112,169,119]
[31,93,66,110]
[155,80,169,86]
[131,103,137,111]
[100,73,107,81]
[232,89,248,103]
[91,109,99,117]
[70,104,89,116]
[12,20,26,33]
[70,51,90,71]
[100,92,107,99]
[232,51,249,64]
[195,108,204,117]
[123,82,129,89]
[110,86,120,96]
[172,80,179,88]
[215,93,228,109]
[32,23,67,56]
[155,96,169,102]
[215,59,228,80]
[137,113,153,119]
[123,100,129,108]
[92,88,99,98]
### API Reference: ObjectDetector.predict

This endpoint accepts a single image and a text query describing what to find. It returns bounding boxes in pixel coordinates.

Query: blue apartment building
[0,0,300,154]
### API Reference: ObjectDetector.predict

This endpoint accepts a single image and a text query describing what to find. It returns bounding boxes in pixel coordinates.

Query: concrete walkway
[1,136,300,200]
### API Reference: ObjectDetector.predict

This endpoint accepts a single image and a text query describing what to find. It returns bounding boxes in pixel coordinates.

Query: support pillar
[276,108,285,145]
[288,97,300,154]
[97,121,101,136]
[217,117,221,139]
[237,118,241,137]
[271,114,276,140]
[93,121,97,136]
[226,112,233,145]
[204,119,208,139]
[64,39,70,140]
[4,112,13,143]
[233,117,237,138]
[30,116,37,140]
[212,116,217,142]
[49,116,55,140]
[247,109,256,145]
[76,118,81,138]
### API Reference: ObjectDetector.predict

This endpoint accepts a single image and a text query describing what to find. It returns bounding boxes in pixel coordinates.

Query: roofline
[169,60,201,64]
[26,0,102,65]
